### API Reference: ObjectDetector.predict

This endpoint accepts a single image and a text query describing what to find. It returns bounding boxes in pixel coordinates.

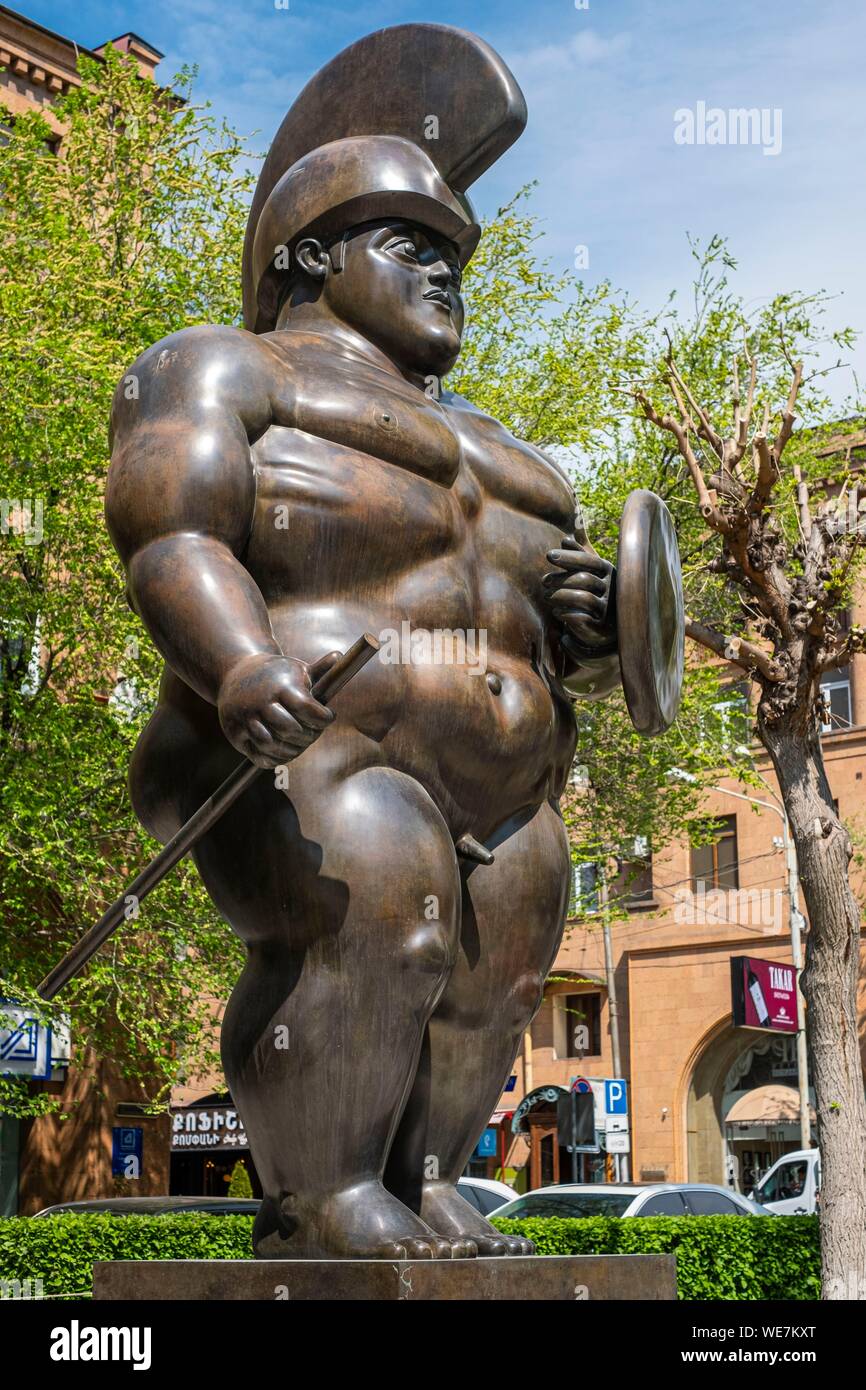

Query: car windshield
[499,1191,635,1219]
[755,1160,808,1203]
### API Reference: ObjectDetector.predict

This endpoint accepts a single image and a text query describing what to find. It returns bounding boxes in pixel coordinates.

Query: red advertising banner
[730,956,798,1033]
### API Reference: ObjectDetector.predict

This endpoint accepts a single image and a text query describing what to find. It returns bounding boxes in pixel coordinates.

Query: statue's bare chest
[245,351,575,592]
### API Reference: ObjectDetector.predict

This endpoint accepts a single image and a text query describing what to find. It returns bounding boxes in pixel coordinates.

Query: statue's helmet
[243,23,527,334]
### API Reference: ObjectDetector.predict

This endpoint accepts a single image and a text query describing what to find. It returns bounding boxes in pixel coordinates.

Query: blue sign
[112,1126,143,1178]
[605,1079,628,1115]
[475,1127,497,1158]
[0,1001,51,1079]
[504,1074,517,1093]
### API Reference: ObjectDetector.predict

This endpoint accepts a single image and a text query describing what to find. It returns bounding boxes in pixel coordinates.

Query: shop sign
[171,1106,249,1150]
[731,956,797,1033]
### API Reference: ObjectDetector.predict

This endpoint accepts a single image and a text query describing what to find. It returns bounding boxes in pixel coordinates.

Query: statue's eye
[397,240,418,257]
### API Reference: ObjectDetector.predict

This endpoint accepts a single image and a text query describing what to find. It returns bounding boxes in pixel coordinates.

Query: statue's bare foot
[254,1181,476,1260]
[417,1181,534,1256]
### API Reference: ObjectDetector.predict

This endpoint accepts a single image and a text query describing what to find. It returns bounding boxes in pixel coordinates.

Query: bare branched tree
[636,349,866,1301]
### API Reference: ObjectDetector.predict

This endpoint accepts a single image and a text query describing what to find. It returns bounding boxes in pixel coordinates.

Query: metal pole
[523,1021,534,1095]
[599,861,629,1181]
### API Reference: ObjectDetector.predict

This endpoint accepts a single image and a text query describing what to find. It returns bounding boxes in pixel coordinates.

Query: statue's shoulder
[125,323,276,383]
[111,325,282,443]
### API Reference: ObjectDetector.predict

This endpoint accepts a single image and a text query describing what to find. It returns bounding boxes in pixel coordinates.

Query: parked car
[34,1177,513,1219]
[494,1182,771,1220]
[33,1196,260,1217]
[748,1148,820,1215]
[456,1176,515,1215]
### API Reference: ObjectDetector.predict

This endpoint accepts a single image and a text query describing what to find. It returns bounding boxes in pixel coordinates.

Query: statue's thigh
[436,801,570,1025]
[192,762,462,953]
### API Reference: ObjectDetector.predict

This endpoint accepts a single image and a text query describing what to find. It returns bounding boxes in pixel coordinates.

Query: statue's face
[318,220,464,377]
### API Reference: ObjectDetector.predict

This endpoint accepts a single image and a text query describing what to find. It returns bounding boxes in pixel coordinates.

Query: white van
[749,1148,820,1215]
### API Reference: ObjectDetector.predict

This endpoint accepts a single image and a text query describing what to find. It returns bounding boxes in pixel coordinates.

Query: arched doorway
[685,1022,814,1189]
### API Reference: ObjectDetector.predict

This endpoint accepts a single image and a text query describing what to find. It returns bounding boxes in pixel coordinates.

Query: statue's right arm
[106,326,337,767]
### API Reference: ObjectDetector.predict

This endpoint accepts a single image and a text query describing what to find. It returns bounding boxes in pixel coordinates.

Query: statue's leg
[192,759,474,1259]
[384,798,570,1255]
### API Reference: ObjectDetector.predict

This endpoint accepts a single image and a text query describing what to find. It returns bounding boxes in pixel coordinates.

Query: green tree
[459,205,865,1299]
[0,47,255,1118]
[621,238,864,1301]
[452,201,753,897]
[227,1159,253,1199]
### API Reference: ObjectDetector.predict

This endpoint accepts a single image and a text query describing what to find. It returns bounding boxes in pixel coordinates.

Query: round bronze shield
[616,489,685,736]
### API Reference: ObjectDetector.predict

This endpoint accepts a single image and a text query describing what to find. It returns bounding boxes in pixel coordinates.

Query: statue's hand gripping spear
[37,634,380,1001]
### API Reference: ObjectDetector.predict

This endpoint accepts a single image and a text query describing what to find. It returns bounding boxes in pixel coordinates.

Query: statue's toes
[399,1236,437,1259]
[449,1237,478,1259]
[471,1234,508,1256]
[500,1234,534,1256]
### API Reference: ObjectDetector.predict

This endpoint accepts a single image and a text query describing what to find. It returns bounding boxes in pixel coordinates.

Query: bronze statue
[101,24,682,1260]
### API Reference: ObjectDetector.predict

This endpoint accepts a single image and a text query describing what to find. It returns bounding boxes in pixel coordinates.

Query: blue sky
[21,0,866,400]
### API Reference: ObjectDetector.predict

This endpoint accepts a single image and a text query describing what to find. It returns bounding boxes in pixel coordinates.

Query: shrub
[0,1212,820,1300]
[227,1162,253,1198]
[492,1214,821,1300]
[0,1214,254,1298]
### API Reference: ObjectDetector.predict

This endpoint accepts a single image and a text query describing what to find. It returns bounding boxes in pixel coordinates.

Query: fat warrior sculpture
[104,25,681,1259]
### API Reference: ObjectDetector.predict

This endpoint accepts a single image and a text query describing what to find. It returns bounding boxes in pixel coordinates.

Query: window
[714,680,752,749]
[505,1191,635,1219]
[473,1187,510,1216]
[755,1160,808,1204]
[690,814,738,892]
[685,1190,744,1216]
[635,1191,688,1216]
[820,670,851,732]
[569,861,599,916]
[554,992,602,1058]
[612,835,653,908]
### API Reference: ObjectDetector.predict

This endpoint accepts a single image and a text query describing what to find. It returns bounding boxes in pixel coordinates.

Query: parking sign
[605,1079,627,1115]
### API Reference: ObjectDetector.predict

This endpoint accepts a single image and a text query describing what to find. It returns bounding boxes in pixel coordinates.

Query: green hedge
[0,1212,820,1300]
[492,1214,820,1300]
[0,1214,254,1299]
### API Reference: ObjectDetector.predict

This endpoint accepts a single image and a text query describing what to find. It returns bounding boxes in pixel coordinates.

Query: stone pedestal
[93,1254,676,1301]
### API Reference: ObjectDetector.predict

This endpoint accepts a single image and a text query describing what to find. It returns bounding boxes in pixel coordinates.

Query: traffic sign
[605,1079,628,1115]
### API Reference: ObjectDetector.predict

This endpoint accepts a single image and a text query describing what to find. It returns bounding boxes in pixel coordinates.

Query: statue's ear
[294,238,329,281]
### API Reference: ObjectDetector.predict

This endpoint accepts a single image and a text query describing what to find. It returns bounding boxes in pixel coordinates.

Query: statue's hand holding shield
[546,489,685,737]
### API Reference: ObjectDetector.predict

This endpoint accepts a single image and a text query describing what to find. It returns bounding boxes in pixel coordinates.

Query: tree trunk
[761,720,866,1300]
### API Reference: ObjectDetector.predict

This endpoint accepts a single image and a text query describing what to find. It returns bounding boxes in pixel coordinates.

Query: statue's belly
[131,428,576,840]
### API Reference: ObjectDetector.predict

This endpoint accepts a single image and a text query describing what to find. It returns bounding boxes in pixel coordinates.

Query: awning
[511,1085,570,1134]
[726,1084,815,1126]
[488,1110,515,1126]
